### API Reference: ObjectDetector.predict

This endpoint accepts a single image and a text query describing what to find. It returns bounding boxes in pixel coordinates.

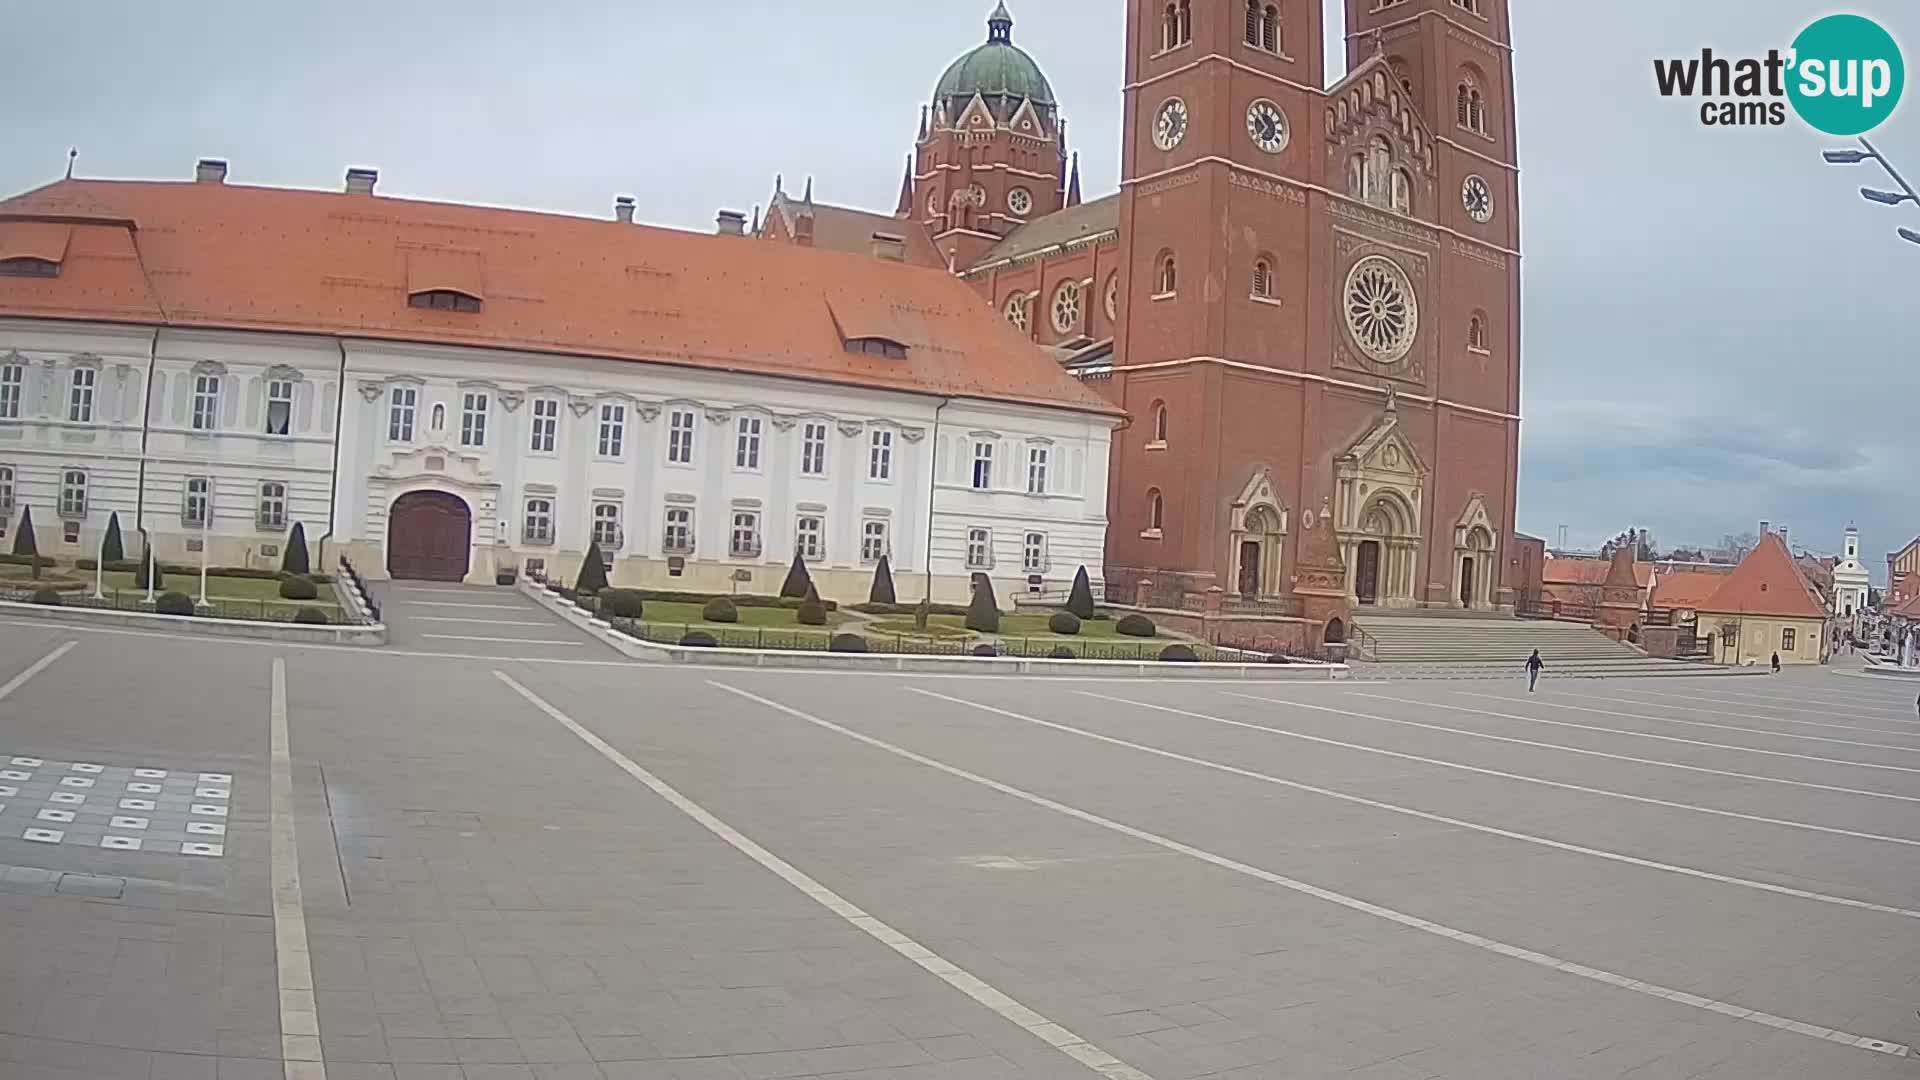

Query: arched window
[1152,402,1169,443]
[1252,257,1273,298]
[1163,1,1190,49]
[1244,0,1259,46]
[1470,89,1487,134]
[1390,169,1412,215]
[1261,5,1279,52]
[1347,153,1366,198]
[1177,0,1191,46]
[1164,3,1178,50]
[430,403,446,431]
[1051,281,1083,334]
[1468,314,1488,351]
[1458,73,1489,135]
[1157,253,1177,296]
[1456,82,1472,128]
[1004,292,1029,332]
[1367,136,1393,205]
[1148,489,1165,532]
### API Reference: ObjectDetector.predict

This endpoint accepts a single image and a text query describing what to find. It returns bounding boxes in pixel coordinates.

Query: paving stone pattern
[0,754,230,857]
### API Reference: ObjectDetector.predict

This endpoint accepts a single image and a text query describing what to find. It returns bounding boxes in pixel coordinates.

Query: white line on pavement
[1686,681,1920,719]
[0,640,77,701]
[412,617,556,627]
[420,634,582,646]
[495,673,1153,1080]
[1670,686,1920,726]
[270,659,325,1080]
[1459,690,1920,752]
[722,681,1909,1061]
[1127,694,1920,847]
[1236,692,1920,803]
[1403,693,1920,776]
[1581,687,1920,738]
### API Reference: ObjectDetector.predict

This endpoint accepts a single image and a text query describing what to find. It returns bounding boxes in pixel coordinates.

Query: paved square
[0,751,233,857]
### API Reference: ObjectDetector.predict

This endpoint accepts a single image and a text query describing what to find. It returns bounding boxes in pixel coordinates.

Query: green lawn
[632,600,852,630]
[1,565,338,611]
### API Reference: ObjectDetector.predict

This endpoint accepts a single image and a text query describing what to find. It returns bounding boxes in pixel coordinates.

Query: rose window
[1051,281,1083,334]
[1344,256,1418,364]
[1005,293,1029,331]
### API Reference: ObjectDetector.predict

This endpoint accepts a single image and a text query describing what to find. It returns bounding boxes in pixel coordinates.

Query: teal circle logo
[1787,14,1905,135]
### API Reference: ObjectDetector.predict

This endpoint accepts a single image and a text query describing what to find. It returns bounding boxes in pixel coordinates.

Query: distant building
[1830,526,1871,629]
[1540,555,1650,617]
[1694,532,1829,666]
[1888,535,1920,608]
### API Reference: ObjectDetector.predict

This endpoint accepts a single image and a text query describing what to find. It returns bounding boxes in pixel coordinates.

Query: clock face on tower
[1153,98,1188,151]
[1462,175,1494,223]
[1246,99,1289,154]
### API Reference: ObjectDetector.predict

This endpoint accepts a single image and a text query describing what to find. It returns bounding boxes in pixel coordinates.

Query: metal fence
[339,556,379,623]
[605,616,1299,662]
[0,584,331,624]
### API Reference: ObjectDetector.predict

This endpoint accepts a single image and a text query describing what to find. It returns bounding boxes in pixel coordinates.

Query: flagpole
[198,482,211,608]
[144,538,156,603]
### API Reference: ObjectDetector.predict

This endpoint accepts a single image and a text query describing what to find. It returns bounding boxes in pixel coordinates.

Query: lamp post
[1821,137,1920,248]
[144,536,156,604]
[93,525,106,600]
[197,480,212,609]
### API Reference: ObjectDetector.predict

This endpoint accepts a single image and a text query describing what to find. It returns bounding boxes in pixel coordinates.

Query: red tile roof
[761,192,945,268]
[1543,557,1651,589]
[1699,533,1828,620]
[1651,572,1725,611]
[0,178,1117,417]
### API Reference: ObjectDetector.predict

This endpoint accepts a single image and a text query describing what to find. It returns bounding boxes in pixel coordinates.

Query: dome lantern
[932,3,1057,114]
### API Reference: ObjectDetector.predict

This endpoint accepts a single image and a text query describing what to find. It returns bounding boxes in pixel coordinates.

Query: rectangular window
[0,465,14,512]
[598,403,625,457]
[801,422,828,476]
[59,468,88,517]
[524,498,554,544]
[971,441,993,490]
[0,363,23,420]
[966,527,992,569]
[257,481,287,530]
[1027,446,1050,495]
[460,392,488,448]
[735,416,762,469]
[1023,531,1047,573]
[183,476,211,527]
[796,515,825,561]
[592,502,623,549]
[191,374,221,432]
[529,398,559,452]
[862,520,888,564]
[69,368,95,423]
[1783,628,1797,652]
[388,386,416,442]
[668,409,695,464]
[730,511,761,558]
[663,506,694,553]
[869,429,893,480]
[265,379,294,435]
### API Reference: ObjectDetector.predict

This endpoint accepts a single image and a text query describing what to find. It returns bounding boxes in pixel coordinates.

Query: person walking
[1526,649,1544,693]
[1771,651,1781,674]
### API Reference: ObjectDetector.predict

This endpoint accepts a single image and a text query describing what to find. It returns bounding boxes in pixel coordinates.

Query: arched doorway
[388,491,472,582]
[1355,541,1383,605]
[1455,525,1494,609]
[1349,493,1415,607]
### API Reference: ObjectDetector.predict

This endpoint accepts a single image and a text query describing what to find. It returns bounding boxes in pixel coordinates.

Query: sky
[2,1,1914,576]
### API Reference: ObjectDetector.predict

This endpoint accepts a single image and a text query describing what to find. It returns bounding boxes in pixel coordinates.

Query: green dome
[934,4,1055,108]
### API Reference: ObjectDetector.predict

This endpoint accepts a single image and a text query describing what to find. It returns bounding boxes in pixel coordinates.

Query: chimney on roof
[1760,520,1771,536]
[716,210,747,237]
[194,158,228,184]
[614,195,635,224]
[344,167,378,195]
[871,232,907,261]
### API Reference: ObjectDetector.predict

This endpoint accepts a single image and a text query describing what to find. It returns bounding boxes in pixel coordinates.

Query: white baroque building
[1831,526,1872,631]
[0,165,1118,604]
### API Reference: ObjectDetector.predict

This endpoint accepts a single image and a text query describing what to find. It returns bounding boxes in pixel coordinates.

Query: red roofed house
[1695,532,1830,666]
[1539,556,1651,618]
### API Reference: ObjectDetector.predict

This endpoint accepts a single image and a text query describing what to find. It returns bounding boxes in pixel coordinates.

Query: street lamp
[1821,136,1920,250]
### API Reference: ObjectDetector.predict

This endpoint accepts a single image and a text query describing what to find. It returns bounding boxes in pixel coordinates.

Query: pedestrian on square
[1771,652,1781,674]
[1526,649,1544,693]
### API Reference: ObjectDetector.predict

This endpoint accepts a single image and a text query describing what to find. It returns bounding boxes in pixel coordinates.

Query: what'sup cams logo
[1654,14,1903,133]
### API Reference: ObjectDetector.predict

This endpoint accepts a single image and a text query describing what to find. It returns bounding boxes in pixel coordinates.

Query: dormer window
[407,289,481,313]
[0,257,59,278]
[846,337,908,359]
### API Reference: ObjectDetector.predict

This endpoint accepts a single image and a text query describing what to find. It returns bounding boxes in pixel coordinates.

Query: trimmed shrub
[278,576,319,601]
[1067,565,1096,619]
[869,554,897,605]
[796,585,828,626]
[971,643,999,658]
[830,633,870,654]
[679,630,719,648]
[30,588,62,606]
[913,597,933,630]
[12,506,39,580]
[779,552,814,599]
[964,574,1000,634]
[579,588,836,611]
[154,592,195,617]
[556,586,578,602]
[1115,613,1157,638]
[134,545,163,590]
[101,512,126,565]
[291,607,329,625]
[1048,611,1082,635]
[282,522,311,577]
[850,600,970,617]
[0,553,54,568]
[1158,644,1200,662]
[574,543,610,594]
[702,597,740,623]
[599,589,646,619]
[1049,645,1076,659]
[1265,652,1292,664]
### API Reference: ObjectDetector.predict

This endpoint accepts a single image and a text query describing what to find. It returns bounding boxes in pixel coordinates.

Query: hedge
[601,588,837,612]
[291,607,330,625]
[1158,644,1200,662]
[971,643,999,657]
[850,600,967,617]
[31,589,62,606]
[1048,611,1081,635]
[796,585,827,627]
[278,576,319,601]
[154,592,196,617]
[599,589,646,619]
[0,553,55,569]
[73,559,331,583]
[829,633,870,654]
[679,631,719,648]
[702,597,740,623]
[1049,645,1076,659]
[1115,613,1157,637]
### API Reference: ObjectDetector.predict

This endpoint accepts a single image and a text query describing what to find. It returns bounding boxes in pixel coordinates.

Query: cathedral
[758,0,1522,620]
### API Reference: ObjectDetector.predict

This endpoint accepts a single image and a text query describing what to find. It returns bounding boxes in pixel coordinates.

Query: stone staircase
[1350,612,1756,679]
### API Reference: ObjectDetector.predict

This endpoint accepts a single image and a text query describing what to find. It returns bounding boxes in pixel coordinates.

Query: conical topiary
[869,554,896,605]
[282,522,310,576]
[101,511,126,564]
[780,551,813,599]
[574,542,609,594]
[12,506,39,580]
[134,542,163,590]
[1067,565,1095,619]
[796,584,828,626]
[965,573,1000,634]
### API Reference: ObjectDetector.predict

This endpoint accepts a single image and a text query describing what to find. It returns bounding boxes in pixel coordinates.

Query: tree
[868,555,896,605]
[1664,546,1707,563]
[1067,566,1096,619]
[12,506,39,580]
[1601,527,1654,562]
[779,551,813,599]
[101,511,125,564]
[281,522,310,576]
[1869,587,1884,609]
[795,584,827,626]
[574,542,609,594]
[965,573,1000,634]
[134,542,163,590]
[1720,531,1758,563]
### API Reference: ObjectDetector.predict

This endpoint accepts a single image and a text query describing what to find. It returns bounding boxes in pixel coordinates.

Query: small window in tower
[1252,258,1274,299]
[1390,169,1413,215]
[1468,314,1489,353]
[1145,488,1165,536]
[1155,253,1177,297]
[1150,402,1169,446]
[407,289,482,313]
[1261,5,1280,52]
[1244,0,1259,46]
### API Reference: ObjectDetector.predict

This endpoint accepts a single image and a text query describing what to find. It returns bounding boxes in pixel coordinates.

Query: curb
[0,598,388,646]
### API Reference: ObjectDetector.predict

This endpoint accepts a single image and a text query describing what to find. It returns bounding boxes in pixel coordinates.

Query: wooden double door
[387,491,471,582]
